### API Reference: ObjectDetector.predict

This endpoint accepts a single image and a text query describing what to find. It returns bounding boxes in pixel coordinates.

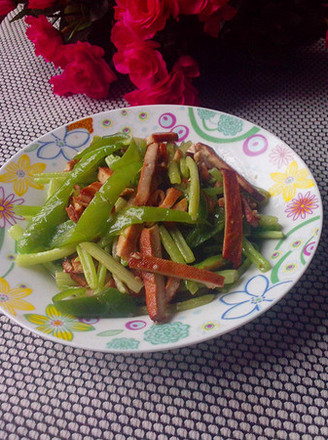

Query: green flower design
[144,321,190,345]
[106,337,139,350]
[217,115,243,136]
[197,108,216,120]
[24,304,94,341]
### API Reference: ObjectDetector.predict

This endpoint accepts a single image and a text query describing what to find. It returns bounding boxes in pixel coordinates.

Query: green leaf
[96,329,123,337]
[25,143,40,153]
[0,228,4,252]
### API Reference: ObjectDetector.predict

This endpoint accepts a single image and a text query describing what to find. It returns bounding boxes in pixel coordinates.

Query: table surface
[1,13,327,440]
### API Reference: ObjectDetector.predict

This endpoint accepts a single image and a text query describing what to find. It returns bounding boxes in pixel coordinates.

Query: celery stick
[79,242,143,293]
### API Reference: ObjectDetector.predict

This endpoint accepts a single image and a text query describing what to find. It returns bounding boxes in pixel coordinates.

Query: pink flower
[125,56,199,106]
[49,42,117,99]
[25,15,63,63]
[0,0,15,16]
[114,0,176,39]
[0,186,24,229]
[269,145,294,169]
[112,23,168,90]
[285,191,319,221]
[28,0,57,9]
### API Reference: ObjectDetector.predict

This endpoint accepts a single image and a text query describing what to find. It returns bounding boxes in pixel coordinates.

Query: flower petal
[3,162,19,174]
[270,172,286,184]
[61,146,80,161]
[64,129,90,148]
[0,277,10,294]
[0,172,17,183]
[222,301,259,320]
[13,179,28,197]
[29,162,47,175]
[46,303,63,319]
[7,288,33,299]
[269,182,285,197]
[25,314,49,325]
[286,161,298,177]
[36,324,55,335]
[295,178,314,190]
[6,299,34,312]
[283,184,297,202]
[245,274,269,297]
[52,328,73,341]
[17,154,31,172]
[37,142,61,160]
[294,168,309,180]
[220,291,250,305]
[1,303,17,316]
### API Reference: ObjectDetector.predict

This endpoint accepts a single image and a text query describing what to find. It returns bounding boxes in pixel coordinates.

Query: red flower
[25,15,63,63]
[114,0,176,39]
[125,56,199,105]
[0,0,15,16]
[178,0,210,15]
[112,23,168,89]
[200,1,236,38]
[28,0,57,9]
[49,42,117,99]
[178,0,236,38]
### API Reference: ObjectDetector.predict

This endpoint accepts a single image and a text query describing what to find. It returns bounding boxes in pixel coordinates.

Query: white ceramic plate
[0,105,323,353]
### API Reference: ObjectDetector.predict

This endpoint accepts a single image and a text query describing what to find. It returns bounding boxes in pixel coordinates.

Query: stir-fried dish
[9,132,284,322]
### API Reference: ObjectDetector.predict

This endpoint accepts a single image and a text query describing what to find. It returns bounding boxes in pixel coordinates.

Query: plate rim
[0,104,323,353]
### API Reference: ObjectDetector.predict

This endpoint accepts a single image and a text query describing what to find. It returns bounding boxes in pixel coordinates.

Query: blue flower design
[217,115,243,136]
[220,275,291,320]
[37,127,90,161]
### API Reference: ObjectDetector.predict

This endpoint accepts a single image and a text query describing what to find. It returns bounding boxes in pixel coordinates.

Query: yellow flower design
[0,277,34,316]
[0,154,46,196]
[269,161,314,202]
[25,304,94,341]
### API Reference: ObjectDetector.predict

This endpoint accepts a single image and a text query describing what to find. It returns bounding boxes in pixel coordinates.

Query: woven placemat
[0,14,327,440]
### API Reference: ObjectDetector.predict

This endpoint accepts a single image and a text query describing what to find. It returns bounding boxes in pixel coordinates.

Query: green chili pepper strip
[15,245,76,266]
[63,161,141,246]
[186,156,200,221]
[110,137,141,170]
[74,133,131,160]
[52,287,138,318]
[17,142,124,253]
[8,224,24,241]
[13,205,41,217]
[106,207,194,236]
